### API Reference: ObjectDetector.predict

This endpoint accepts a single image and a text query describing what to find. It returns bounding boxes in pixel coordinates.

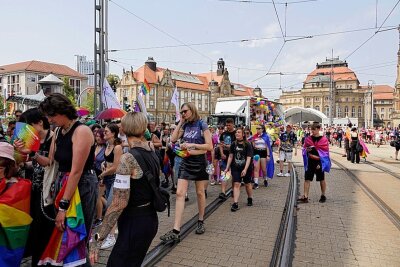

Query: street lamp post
[368,80,375,128]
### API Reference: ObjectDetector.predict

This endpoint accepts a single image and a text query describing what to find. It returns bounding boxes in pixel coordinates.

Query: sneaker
[160,230,180,244]
[297,196,309,203]
[231,202,239,212]
[319,195,327,203]
[284,173,291,177]
[92,219,103,229]
[210,180,216,185]
[195,221,205,234]
[247,198,253,206]
[219,192,227,200]
[263,180,268,187]
[277,172,284,177]
[253,183,259,189]
[101,234,116,249]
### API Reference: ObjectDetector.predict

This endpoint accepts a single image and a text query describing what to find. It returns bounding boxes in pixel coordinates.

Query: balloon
[206,164,215,175]
[257,101,261,105]
[254,154,260,161]
[260,101,265,105]
[271,103,275,108]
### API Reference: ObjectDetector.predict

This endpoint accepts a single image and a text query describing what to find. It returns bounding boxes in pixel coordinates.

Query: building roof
[373,84,394,93]
[374,93,393,100]
[231,83,255,96]
[0,60,86,78]
[304,66,358,84]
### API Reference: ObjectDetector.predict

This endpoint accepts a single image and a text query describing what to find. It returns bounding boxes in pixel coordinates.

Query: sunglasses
[180,109,189,115]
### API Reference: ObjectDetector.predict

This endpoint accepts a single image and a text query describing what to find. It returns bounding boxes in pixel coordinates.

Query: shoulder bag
[42,128,60,207]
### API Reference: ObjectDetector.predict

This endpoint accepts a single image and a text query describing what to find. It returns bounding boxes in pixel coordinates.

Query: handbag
[42,128,60,207]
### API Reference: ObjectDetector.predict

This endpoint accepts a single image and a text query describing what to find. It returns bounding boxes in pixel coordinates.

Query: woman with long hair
[93,128,107,228]
[14,108,55,267]
[160,103,213,243]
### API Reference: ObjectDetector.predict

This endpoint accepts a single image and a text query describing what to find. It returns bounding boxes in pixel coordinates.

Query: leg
[260,158,267,178]
[233,182,241,203]
[173,179,189,231]
[253,159,260,187]
[245,183,253,199]
[304,180,311,198]
[320,180,326,195]
[195,180,208,221]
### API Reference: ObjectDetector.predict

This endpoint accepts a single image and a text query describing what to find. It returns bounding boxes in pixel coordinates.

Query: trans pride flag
[38,174,87,267]
[303,135,331,173]
[0,178,32,267]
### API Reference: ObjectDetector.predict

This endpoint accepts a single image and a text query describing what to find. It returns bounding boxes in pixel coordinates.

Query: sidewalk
[155,167,290,267]
[292,151,400,266]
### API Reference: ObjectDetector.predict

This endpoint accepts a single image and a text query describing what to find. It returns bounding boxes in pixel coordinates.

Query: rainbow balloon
[12,122,40,152]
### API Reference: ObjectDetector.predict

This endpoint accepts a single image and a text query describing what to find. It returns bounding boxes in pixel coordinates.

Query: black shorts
[231,166,252,184]
[305,166,325,181]
[253,148,267,158]
[396,146,400,152]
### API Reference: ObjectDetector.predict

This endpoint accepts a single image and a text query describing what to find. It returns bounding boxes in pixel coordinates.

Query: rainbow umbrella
[77,107,90,117]
[95,108,126,120]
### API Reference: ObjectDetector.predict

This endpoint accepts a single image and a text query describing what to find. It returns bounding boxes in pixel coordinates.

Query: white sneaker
[277,172,284,177]
[284,173,291,177]
[101,234,116,249]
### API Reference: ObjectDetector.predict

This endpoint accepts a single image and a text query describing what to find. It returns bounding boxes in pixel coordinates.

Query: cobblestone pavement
[155,167,290,267]
[292,148,400,267]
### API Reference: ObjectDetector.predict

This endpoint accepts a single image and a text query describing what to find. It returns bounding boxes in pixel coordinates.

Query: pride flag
[0,178,32,267]
[141,79,151,95]
[38,174,87,267]
[303,135,331,173]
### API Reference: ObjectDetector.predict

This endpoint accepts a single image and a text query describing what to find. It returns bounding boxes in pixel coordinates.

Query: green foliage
[0,95,4,113]
[62,77,77,107]
[82,90,95,114]
[107,74,120,92]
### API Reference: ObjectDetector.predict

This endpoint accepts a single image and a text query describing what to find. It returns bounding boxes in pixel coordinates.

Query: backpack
[130,148,170,216]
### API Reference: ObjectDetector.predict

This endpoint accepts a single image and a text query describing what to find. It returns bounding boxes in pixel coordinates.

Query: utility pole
[94,0,108,113]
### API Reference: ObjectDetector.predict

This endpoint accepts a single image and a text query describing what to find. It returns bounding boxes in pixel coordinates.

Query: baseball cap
[0,142,15,162]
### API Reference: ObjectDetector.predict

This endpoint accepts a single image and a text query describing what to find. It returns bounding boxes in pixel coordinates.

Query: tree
[62,77,77,106]
[107,74,120,92]
[0,95,4,113]
[81,90,95,115]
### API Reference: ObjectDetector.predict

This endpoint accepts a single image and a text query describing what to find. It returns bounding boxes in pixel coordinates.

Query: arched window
[344,106,349,117]
[337,106,342,117]
[324,106,329,116]
[315,105,320,111]
[351,106,356,117]
[358,106,362,118]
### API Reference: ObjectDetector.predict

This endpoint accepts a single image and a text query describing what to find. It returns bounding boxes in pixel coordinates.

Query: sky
[1,0,399,100]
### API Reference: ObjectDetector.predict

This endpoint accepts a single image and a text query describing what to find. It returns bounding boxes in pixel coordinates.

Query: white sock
[254,178,259,184]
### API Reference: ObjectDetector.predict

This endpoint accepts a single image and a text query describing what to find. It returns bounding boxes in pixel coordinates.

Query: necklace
[62,120,76,135]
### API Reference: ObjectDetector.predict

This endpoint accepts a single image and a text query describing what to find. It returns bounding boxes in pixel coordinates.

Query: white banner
[171,87,180,122]
[102,78,121,109]
[137,91,147,115]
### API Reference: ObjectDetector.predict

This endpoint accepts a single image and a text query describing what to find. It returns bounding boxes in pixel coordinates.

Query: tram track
[331,158,400,231]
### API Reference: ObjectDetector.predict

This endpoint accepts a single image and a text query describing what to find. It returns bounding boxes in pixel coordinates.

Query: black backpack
[130,148,171,217]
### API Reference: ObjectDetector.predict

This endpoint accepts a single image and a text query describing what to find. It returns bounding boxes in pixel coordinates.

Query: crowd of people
[1,93,400,267]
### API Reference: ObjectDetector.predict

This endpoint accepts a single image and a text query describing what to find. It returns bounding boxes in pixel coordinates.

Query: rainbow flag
[38,174,87,267]
[141,79,151,95]
[0,178,32,267]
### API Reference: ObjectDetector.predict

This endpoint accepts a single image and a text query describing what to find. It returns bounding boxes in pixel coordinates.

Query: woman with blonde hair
[160,102,213,243]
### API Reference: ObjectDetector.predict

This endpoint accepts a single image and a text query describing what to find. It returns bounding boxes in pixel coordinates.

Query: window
[381,114,384,119]
[325,97,329,101]
[381,101,384,104]
[344,106,349,117]
[7,74,21,95]
[166,90,170,97]
[324,106,329,116]
[315,105,320,111]
[306,105,310,108]
[381,108,384,113]
[150,88,155,96]
[306,97,311,102]
[337,106,342,117]
[191,92,195,100]
[149,100,154,109]
[351,106,355,117]
[389,108,393,113]
[358,106,362,118]
[198,102,202,110]
[315,97,320,101]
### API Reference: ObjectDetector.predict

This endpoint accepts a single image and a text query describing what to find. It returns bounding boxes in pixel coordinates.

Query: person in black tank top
[90,112,159,267]
[39,93,98,266]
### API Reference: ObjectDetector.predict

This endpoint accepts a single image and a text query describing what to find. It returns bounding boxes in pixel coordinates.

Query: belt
[83,169,95,175]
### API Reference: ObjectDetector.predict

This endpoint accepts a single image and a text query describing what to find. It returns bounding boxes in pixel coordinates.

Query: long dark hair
[106,123,122,146]
[19,108,50,130]
[39,93,78,120]
[0,158,17,179]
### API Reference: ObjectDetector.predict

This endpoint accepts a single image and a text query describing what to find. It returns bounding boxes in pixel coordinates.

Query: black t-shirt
[230,141,253,169]
[307,136,322,167]
[220,130,236,156]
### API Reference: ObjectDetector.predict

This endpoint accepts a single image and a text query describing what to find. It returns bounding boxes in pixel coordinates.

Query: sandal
[160,230,180,244]
[297,195,309,203]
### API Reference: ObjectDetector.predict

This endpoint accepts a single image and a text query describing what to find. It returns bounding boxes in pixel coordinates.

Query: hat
[0,142,15,162]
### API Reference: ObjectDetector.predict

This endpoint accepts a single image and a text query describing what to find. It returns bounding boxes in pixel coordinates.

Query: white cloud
[240,23,281,48]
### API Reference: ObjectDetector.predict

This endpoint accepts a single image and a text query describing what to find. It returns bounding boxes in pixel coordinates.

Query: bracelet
[58,208,67,212]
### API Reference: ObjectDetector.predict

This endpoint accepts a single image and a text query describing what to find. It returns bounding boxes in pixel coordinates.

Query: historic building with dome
[279,57,394,127]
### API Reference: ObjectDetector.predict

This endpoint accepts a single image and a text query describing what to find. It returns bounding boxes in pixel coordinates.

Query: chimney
[145,57,157,72]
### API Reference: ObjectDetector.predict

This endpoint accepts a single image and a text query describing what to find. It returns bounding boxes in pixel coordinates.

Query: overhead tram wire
[272,0,286,40]
[216,0,318,4]
[344,0,400,60]
[109,0,214,63]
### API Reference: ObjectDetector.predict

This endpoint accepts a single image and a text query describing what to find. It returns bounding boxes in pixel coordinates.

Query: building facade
[391,26,400,127]
[75,55,95,87]
[373,85,394,127]
[116,57,255,123]
[0,60,87,110]
[279,57,394,127]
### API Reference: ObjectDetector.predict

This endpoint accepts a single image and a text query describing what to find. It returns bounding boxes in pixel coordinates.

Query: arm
[151,134,162,148]
[170,121,184,143]
[99,145,123,178]
[193,129,213,151]
[225,153,233,172]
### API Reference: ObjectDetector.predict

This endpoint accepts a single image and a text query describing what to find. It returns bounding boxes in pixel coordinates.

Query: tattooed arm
[90,153,142,264]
